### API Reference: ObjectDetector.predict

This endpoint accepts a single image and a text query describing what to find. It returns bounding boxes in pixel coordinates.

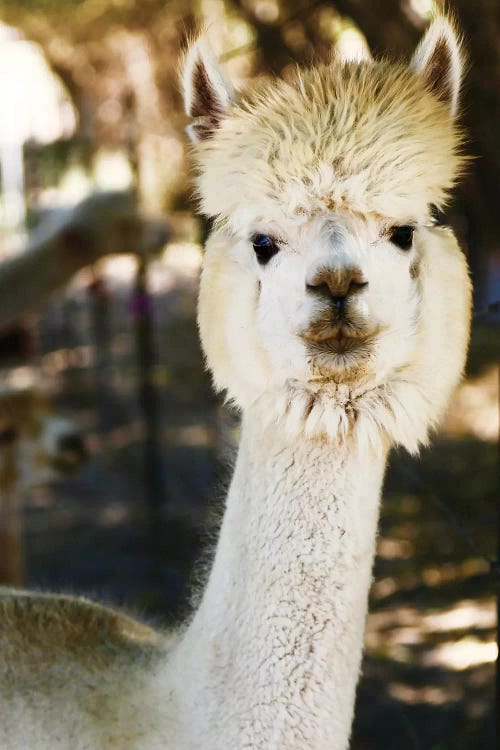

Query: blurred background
[0,0,498,748]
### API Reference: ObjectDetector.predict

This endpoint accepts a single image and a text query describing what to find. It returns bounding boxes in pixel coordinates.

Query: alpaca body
[0,592,173,750]
[0,16,472,750]
[0,407,385,750]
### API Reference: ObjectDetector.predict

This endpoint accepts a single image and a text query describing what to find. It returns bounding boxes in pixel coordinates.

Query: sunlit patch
[3,367,37,390]
[388,682,461,705]
[377,537,414,559]
[335,26,371,63]
[40,347,94,375]
[99,502,131,527]
[422,600,496,632]
[422,638,497,671]
[372,558,490,602]
[366,594,496,711]
[443,364,499,442]
[408,0,435,21]
[164,424,215,448]
[99,255,138,286]
[252,0,279,23]
[93,149,135,191]
[366,598,495,653]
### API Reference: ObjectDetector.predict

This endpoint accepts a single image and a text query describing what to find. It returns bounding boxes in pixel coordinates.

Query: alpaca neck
[171,406,388,750]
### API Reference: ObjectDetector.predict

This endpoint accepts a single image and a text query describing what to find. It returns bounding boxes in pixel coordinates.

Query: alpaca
[0,16,471,750]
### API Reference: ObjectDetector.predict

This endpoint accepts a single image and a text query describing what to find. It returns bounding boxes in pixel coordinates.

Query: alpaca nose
[306,266,368,308]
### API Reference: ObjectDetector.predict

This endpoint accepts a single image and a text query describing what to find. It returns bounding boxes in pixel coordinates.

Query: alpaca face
[208,212,419,387]
[184,19,468,410]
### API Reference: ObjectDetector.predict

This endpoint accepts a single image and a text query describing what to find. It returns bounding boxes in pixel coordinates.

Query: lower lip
[310,336,366,354]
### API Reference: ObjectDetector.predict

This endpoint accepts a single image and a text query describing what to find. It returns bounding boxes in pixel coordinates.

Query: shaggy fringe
[193,55,466,225]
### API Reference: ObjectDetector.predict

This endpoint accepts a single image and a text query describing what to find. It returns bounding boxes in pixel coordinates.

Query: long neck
[171,409,388,750]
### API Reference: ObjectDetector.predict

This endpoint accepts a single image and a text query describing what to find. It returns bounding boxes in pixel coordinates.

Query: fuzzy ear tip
[431,14,464,57]
[418,14,463,60]
[181,35,235,141]
[412,14,464,116]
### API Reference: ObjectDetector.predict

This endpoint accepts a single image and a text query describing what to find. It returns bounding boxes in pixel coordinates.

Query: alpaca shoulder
[0,589,166,674]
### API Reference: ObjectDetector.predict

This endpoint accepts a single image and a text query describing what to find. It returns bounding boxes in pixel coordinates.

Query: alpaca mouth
[301,321,371,355]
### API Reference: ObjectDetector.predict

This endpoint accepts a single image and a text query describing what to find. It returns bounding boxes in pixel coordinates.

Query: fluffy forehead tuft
[193,60,466,227]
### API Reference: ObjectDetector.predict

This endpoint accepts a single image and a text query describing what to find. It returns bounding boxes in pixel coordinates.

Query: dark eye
[389,225,414,250]
[251,234,280,265]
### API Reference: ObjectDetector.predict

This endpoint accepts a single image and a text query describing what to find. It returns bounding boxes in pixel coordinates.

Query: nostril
[348,280,368,294]
[349,279,368,294]
[331,296,345,312]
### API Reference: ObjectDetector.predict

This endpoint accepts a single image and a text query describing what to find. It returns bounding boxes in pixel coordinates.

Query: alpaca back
[0,591,177,750]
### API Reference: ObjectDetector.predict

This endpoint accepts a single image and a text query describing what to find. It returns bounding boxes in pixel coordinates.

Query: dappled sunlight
[388,681,462,705]
[405,0,434,22]
[369,424,496,731]
[335,26,371,62]
[253,0,279,24]
[443,364,499,442]
[2,366,38,390]
[93,148,134,191]
[64,244,202,296]
[372,557,489,601]
[40,347,94,375]
[377,537,414,560]
[366,594,496,713]
[97,500,132,527]
[164,423,216,449]
[422,638,497,671]
[422,600,496,632]
[367,598,495,645]
[56,164,92,203]
[98,255,138,286]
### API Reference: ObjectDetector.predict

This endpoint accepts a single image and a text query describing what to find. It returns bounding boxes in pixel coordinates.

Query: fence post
[88,272,112,434]
[132,259,165,532]
[0,437,24,586]
[124,87,167,535]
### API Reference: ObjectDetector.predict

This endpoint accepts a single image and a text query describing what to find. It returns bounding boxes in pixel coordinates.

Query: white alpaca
[0,17,471,750]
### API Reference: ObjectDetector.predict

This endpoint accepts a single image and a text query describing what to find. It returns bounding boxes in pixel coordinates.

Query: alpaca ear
[181,38,235,143]
[410,17,463,116]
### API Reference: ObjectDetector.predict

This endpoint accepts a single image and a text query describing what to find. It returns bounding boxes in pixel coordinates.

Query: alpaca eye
[251,234,280,265]
[389,225,414,250]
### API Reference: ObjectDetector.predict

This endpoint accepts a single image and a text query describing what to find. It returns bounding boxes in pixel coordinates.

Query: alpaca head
[182,17,471,449]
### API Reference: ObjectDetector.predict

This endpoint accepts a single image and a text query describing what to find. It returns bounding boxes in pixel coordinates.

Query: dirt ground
[16,248,497,749]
